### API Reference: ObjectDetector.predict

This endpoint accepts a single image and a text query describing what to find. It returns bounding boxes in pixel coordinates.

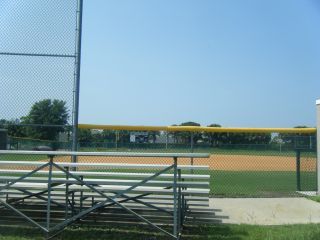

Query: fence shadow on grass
[186,207,229,223]
[0,223,248,240]
[0,209,234,239]
[0,208,235,240]
[181,208,247,240]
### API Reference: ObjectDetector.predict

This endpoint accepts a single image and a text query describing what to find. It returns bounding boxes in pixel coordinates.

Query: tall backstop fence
[0,0,81,153]
[1,125,316,198]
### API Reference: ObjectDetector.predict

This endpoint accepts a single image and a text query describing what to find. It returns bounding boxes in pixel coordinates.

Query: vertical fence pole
[317,99,320,195]
[72,0,84,163]
[190,132,194,174]
[166,131,168,150]
[296,149,301,191]
[190,132,194,153]
[115,130,119,149]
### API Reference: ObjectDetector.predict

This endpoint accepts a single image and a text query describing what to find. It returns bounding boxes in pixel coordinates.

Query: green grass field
[0,154,46,161]
[1,224,320,240]
[210,170,317,197]
[74,169,317,197]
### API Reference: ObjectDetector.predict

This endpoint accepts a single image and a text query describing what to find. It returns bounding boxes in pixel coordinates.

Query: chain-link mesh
[1,128,317,198]
[0,1,317,198]
[8,130,317,197]
[51,128,317,198]
[2,127,317,198]
[0,0,78,146]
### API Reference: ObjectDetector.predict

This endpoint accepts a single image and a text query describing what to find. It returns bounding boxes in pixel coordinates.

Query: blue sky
[1,1,319,128]
[79,0,320,127]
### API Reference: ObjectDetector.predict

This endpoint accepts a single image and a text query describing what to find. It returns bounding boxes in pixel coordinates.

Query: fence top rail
[79,124,317,134]
[0,150,210,158]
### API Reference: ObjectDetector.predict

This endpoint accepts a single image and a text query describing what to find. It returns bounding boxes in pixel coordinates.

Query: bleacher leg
[178,169,182,233]
[173,157,178,237]
[46,156,54,236]
[80,175,84,213]
[65,167,69,220]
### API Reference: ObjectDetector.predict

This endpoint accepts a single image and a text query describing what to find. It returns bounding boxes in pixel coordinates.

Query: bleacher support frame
[0,150,209,239]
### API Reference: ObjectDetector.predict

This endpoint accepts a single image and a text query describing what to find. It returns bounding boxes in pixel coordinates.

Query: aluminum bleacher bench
[0,150,210,239]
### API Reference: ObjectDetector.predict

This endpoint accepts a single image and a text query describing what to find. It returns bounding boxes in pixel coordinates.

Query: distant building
[155,131,175,144]
[130,132,149,143]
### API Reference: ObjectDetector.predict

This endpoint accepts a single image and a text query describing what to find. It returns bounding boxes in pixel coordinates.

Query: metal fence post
[166,131,168,150]
[115,130,119,149]
[190,132,194,174]
[296,149,301,191]
[72,0,84,164]
[317,99,320,195]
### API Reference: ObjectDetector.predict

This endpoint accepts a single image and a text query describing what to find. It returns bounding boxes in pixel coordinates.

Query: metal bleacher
[0,150,210,239]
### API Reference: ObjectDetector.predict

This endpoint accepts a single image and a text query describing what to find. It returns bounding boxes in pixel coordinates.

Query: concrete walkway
[210,198,320,225]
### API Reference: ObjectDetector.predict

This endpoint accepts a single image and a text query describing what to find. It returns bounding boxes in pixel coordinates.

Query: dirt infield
[52,154,316,172]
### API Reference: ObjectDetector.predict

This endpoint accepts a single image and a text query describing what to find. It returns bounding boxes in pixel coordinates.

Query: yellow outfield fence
[78,124,316,134]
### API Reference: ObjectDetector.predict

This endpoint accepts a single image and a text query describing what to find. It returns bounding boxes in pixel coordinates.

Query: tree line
[0,99,316,148]
[77,122,315,148]
[0,99,69,141]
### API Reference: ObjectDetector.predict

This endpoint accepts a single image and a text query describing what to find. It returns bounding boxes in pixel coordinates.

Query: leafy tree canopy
[207,123,221,128]
[21,99,69,140]
[180,121,201,127]
[0,119,26,137]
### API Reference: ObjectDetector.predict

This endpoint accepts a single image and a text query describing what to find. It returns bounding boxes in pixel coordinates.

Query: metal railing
[0,150,209,239]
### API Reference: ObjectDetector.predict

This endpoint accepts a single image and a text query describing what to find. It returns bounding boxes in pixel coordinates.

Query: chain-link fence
[0,1,318,198]
[0,0,79,149]
[2,127,317,197]
[79,129,315,198]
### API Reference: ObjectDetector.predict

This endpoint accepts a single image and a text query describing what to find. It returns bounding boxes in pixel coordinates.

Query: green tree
[203,124,271,146]
[102,130,117,142]
[279,126,316,149]
[119,130,130,144]
[78,129,93,144]
[21,99,69,140]
[174,122,201,144]
[0,119,26,137]
[203,123,223,146]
